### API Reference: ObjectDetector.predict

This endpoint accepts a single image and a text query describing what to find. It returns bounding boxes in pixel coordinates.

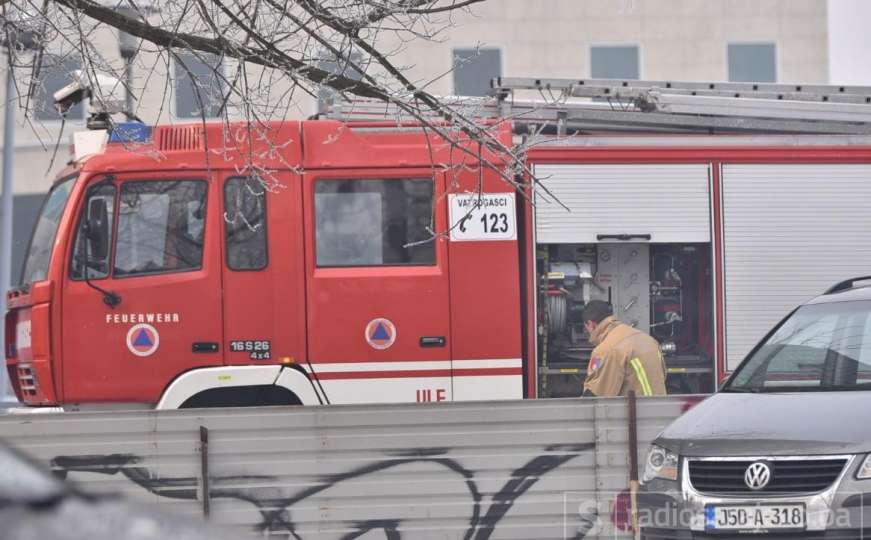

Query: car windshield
[725,300,871,392]
[19,175,77,286]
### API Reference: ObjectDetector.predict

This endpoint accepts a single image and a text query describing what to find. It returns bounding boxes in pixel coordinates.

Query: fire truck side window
[224,177,268,270]
[114,181,207,277]
[314,178,435,267]
[70,183,116,280]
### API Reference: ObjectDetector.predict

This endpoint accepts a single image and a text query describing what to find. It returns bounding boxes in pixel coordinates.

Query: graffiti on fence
[52,442,596,539]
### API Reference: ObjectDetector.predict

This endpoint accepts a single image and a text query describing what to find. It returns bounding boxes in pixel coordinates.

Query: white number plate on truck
[705,504,805,531]
[448,193,516,241]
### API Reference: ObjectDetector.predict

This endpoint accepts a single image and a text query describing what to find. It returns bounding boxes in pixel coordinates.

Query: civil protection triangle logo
[126,323,160,357]
[365,318,396,350]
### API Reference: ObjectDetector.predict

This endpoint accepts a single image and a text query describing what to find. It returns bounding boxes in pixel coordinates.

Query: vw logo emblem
[745,462,772,490]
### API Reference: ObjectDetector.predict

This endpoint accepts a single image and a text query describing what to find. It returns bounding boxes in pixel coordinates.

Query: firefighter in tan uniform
[581,300,667,397]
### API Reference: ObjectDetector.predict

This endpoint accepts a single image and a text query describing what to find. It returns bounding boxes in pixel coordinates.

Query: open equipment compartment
[532,162,716,397]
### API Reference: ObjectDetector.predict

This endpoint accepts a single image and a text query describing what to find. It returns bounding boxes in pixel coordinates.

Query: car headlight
[858,454,871,480]
[642,444,679,483]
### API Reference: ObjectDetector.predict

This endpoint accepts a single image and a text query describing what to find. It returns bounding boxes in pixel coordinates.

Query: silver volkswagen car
[640,276,871,539]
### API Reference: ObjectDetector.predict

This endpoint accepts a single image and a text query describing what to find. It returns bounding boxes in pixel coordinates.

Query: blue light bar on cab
[109,122,152,143]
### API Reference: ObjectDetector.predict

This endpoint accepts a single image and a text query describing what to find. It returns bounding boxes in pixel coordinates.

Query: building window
[114,180,207,277]
[590,45,640,79]
[317,51,364,114]
[35,56,84,121]
[728,43,777,82]
[174,52,225,118]
[314,178,435,267]
[453,47,502,97]
[224,177,268,271]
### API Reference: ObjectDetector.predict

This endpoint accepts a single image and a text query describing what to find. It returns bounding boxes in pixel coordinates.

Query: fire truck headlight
[642,444,679,483]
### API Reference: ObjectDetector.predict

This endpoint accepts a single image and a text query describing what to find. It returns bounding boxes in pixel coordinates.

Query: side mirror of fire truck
[85,197,109,261]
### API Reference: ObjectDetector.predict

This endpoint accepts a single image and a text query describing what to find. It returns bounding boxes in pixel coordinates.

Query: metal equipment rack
[327,76,871,135]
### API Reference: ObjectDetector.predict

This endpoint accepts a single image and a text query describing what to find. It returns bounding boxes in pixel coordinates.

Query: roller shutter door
[722,164,871,370]
[533,164,711,243]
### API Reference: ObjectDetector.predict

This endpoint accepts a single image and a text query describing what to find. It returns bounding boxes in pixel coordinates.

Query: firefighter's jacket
[583,316,667,397]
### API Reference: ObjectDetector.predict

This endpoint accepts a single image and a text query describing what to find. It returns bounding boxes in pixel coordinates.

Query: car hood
[656,391,871,457]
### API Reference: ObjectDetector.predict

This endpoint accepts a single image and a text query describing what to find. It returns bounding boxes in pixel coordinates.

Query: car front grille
[687,458,848,496]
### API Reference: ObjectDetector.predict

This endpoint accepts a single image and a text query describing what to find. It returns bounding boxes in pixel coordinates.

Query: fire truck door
[303,170,452,404]
[61,175,224,404]
[221,172,306,368]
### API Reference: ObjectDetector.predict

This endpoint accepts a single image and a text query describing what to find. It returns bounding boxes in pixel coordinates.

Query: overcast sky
[828,0,871,84]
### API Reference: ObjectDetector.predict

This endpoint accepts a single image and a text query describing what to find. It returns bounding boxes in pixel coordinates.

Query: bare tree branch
[49,0,391,98]
[404,0,487,16]
[2,0,571,240]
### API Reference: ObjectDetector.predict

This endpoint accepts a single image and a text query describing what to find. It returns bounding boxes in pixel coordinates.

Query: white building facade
[0,0,863,287]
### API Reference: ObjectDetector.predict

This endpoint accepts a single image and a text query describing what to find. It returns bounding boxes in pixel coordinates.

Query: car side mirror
[85,197,109,260]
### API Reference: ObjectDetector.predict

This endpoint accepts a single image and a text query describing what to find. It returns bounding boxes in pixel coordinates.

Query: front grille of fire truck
[688,457,848,496]
[16,366,37,397]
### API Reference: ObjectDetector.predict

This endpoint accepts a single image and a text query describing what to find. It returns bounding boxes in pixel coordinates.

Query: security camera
[53,77,89,115]
[52,70,127,119]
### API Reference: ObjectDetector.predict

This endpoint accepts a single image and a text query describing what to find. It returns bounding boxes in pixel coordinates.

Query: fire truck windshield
[19,175,77,286]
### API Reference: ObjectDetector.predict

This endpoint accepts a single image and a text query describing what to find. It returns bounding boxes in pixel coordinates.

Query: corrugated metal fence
[0,395,704,539]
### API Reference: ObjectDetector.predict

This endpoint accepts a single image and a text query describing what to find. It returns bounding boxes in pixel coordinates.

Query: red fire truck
[5,78,871,409]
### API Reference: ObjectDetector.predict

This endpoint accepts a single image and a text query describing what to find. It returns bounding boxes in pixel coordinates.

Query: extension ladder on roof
[325,77,871,135]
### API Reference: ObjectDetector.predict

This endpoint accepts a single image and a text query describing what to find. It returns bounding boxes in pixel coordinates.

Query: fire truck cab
[5,120,524,408]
